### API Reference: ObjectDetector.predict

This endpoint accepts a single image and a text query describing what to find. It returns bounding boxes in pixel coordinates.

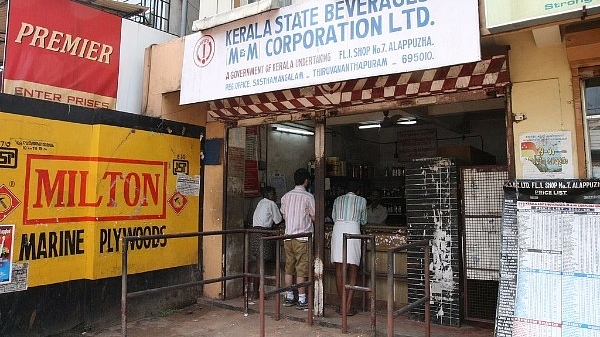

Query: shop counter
[323,224,409,310]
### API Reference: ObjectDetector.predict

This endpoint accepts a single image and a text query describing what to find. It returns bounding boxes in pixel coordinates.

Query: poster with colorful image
[0,225,15,284]
[520,131,574,179]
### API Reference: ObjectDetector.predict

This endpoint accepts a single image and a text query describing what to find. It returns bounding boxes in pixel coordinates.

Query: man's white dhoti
[330,220,361,266]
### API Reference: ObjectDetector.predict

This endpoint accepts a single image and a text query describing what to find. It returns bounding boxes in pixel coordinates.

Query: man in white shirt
[249,186,282,300]
[367,189,387,224]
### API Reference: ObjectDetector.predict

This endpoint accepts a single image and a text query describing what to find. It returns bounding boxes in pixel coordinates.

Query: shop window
[584,77,600,177]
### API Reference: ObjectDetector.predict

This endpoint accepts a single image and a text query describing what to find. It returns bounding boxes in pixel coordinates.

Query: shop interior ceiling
[0,0,148,67]
[282,96,506,136]
[286,36,508,133]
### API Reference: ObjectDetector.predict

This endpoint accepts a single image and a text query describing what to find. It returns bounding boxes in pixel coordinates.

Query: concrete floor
[195,296,495,337]
[64,296,494,337]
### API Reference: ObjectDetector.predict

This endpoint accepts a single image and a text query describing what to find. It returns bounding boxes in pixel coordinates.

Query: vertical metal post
[275,237,281,320]
[314,120,326,316]
[308,234,314,326]
[361,239,367,311]
[259,239,265,337]
[121,237,129,337]
[370,235,376,334]
[386,249,394,337]
[342,233,348,333]
[180,0,188,36]
[425,242,431,337]
[275,236,281,320]
[244,230,250,316]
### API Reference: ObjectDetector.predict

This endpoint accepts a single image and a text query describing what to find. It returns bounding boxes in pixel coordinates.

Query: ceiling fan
[380,110,403,128]
[357,110,417,129]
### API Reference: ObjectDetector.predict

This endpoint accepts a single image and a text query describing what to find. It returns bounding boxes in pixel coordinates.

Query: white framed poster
[519,131,574,179]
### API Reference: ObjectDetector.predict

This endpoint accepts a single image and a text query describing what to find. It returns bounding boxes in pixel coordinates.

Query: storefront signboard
[181,0,481,103]
[485,0,600,33]
[4,0,121,109]
[3,0,175,114]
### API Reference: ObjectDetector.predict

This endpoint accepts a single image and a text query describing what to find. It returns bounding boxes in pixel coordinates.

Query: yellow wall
[1,111,200,287]
[142,37,228,298]
[203,122,227,297]
[495,30,579,178]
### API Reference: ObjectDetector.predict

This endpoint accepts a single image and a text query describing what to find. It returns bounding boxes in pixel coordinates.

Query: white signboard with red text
[3,0,174,113]
[180,0,481,104]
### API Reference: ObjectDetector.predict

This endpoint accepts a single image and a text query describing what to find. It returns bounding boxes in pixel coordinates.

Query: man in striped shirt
[280,168,315,311]
[330,180,367,316]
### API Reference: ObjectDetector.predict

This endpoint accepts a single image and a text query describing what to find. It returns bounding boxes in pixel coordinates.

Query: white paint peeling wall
[423,158,457,319]
[430,208,455,319]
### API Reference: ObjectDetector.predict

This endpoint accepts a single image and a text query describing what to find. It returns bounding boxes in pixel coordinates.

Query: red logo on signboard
[194,35,215,67]
[168,191,187,214]
[0,185,21,221]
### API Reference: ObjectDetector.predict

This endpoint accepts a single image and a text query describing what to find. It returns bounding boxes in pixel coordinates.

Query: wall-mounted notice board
[496,180,600,337]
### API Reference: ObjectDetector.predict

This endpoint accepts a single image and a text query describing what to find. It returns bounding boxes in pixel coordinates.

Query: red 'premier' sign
[3,0,122,109]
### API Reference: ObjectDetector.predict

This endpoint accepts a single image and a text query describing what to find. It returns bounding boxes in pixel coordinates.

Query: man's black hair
[294,168,310,185]
[262,186,275,196]
[347,180,360,193]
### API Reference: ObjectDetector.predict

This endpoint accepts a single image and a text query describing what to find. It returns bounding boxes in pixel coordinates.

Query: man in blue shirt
[330,180,367,316]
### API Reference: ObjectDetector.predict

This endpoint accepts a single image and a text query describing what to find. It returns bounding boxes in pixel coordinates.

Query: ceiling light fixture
[358,124,381,129]
[398,118,417,125]
[273,126,314,136]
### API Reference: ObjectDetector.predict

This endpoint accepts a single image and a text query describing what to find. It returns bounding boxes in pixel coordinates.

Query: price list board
[495,180,600,337]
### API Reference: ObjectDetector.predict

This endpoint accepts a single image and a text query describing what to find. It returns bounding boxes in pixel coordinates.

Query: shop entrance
[217,53,512,325]
[322,98,509,325]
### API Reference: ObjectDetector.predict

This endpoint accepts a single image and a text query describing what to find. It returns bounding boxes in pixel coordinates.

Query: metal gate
[460,166,508,323]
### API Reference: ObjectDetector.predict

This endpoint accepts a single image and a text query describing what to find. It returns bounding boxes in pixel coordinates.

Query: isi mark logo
[193,35,215,67]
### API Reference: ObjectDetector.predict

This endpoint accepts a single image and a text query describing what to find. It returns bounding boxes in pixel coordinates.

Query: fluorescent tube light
[273,126,314,136]
[398,118,417,125]
[358,124,381,129]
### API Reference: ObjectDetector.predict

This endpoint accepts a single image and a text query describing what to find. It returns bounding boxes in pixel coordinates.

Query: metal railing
[126,0,170,32]
[341,233,377,334]
[242,228,280,316]
[121,229,270,337]
[256,232,314,337]
[120,229,313,337]
[387,239,431,337]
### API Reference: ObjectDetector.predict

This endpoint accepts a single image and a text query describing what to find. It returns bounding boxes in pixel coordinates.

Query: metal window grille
[124,0,170,33]
[460,166,508,323]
